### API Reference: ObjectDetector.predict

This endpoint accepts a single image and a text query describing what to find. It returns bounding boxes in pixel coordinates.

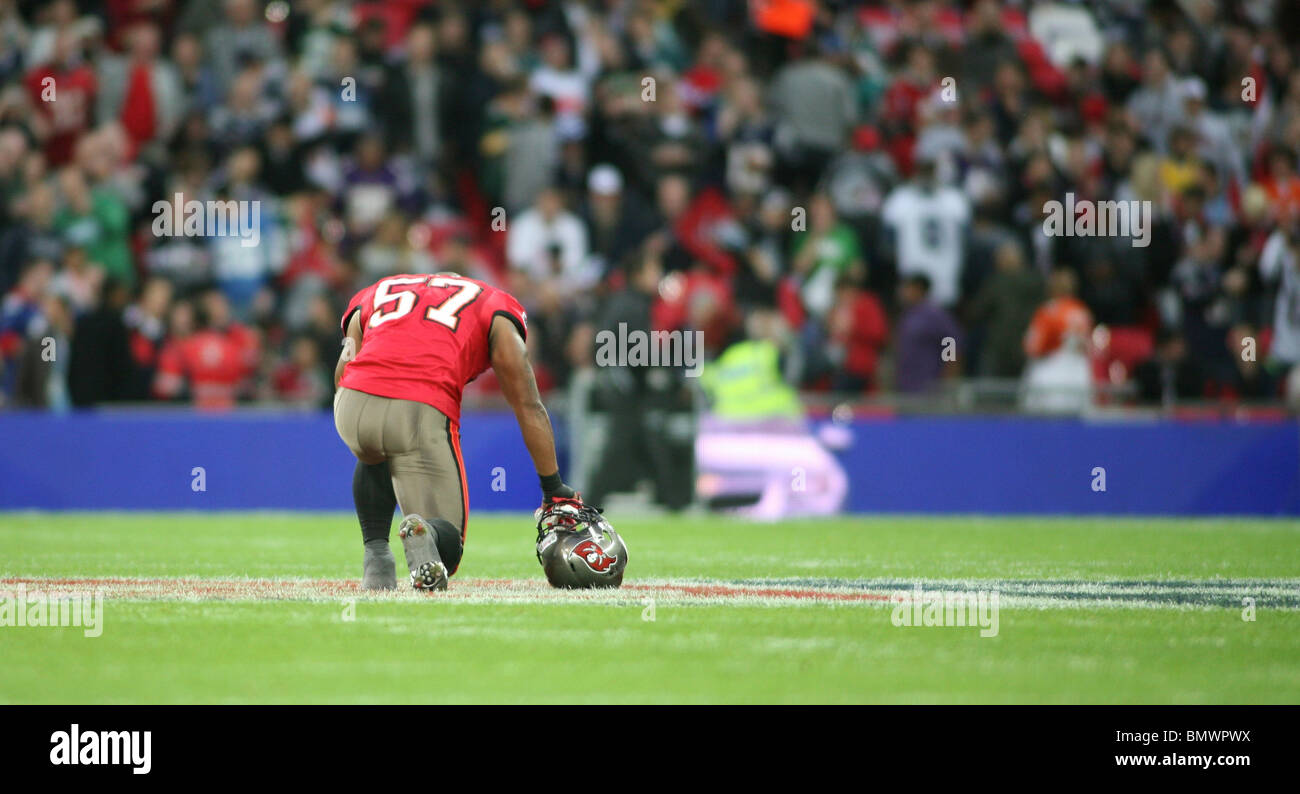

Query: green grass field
[2,512,1298,704]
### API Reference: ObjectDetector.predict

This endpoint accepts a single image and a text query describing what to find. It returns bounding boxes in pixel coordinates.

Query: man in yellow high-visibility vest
[699,336,803,420]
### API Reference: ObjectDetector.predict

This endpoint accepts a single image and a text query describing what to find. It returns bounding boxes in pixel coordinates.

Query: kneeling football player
[332,273,581,590]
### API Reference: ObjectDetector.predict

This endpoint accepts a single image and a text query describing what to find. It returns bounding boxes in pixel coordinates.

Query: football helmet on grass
[535,500,628,589]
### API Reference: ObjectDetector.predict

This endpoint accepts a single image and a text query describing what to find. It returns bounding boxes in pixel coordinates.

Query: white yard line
[3,576,1297,609]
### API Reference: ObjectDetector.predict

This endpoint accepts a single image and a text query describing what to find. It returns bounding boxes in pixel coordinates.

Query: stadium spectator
[1024,268,1093,359]
[882,154,970,307]
[963,0,1019,94]
[357,210,435,283]
[271,333,328,409]
[717,75,777,198]
[209,146,284,320]
[170,32,220,118]
[53,165,132,288]
[209,67,276,151]
[1127,50,1183,151]
[96,21,182,161]
[51,245,102,315]
[770,41,856,193]
[0,179,63,294]
[1021,267,1094,413]
[967,241,1044,378]
[826,277,888,394]
[24,29,96,167]
[67,277,132,407]
[154,288,259,410]
[17,291,71,409]
[1134,328,1206,405]
[203,0,282,97]
[581,164,650,282]
[1259,218,1300,373]
[894,273,961,394]
[0,257,53,402]
[1261,148,1300,221]
[790,192,866,320]
[23,0,81,71]
[378,21,443,167]
[528,33,589,140]
[507,185,592,300]
[123,276,172,401]
[488,79,559,214]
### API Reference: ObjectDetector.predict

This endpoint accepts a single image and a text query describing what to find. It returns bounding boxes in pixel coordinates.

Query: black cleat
[397,515,449,591]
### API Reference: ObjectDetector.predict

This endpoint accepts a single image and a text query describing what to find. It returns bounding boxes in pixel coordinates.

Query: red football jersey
[339,274,527,421]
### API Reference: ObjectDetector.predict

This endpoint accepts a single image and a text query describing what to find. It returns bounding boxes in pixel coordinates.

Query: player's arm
[335,310,363,388]
[488,314,577,502]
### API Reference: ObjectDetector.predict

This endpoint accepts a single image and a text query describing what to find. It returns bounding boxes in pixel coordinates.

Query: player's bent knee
[428,517,464,575]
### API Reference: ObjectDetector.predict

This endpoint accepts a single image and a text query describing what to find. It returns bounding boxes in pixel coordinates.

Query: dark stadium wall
[0,412,1296,515]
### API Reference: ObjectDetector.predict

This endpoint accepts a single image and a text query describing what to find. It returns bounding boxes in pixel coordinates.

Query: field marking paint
[0,576,889,607]
[3,577,1297,609]
[745,577,1300,609]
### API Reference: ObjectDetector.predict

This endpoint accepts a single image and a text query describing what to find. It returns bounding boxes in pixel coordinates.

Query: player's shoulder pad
[341,283,378,333]
[486,288,527,342]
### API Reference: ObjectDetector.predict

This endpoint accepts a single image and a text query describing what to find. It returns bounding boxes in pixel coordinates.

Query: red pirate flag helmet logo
[571,538,618,573]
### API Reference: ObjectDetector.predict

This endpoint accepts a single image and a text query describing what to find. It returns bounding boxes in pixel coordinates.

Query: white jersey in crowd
[1260,230,1300,365]
[881,183,970,306]
[506,207,595,293]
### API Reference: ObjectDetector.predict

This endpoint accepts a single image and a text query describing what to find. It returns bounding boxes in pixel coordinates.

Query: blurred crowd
[3,0,1300,412]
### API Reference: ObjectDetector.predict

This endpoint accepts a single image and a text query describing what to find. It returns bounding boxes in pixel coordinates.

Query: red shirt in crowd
[155,325,260,411]
[830,287,888,383]
[1024,297,1093,359]
[25,63,97,166]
